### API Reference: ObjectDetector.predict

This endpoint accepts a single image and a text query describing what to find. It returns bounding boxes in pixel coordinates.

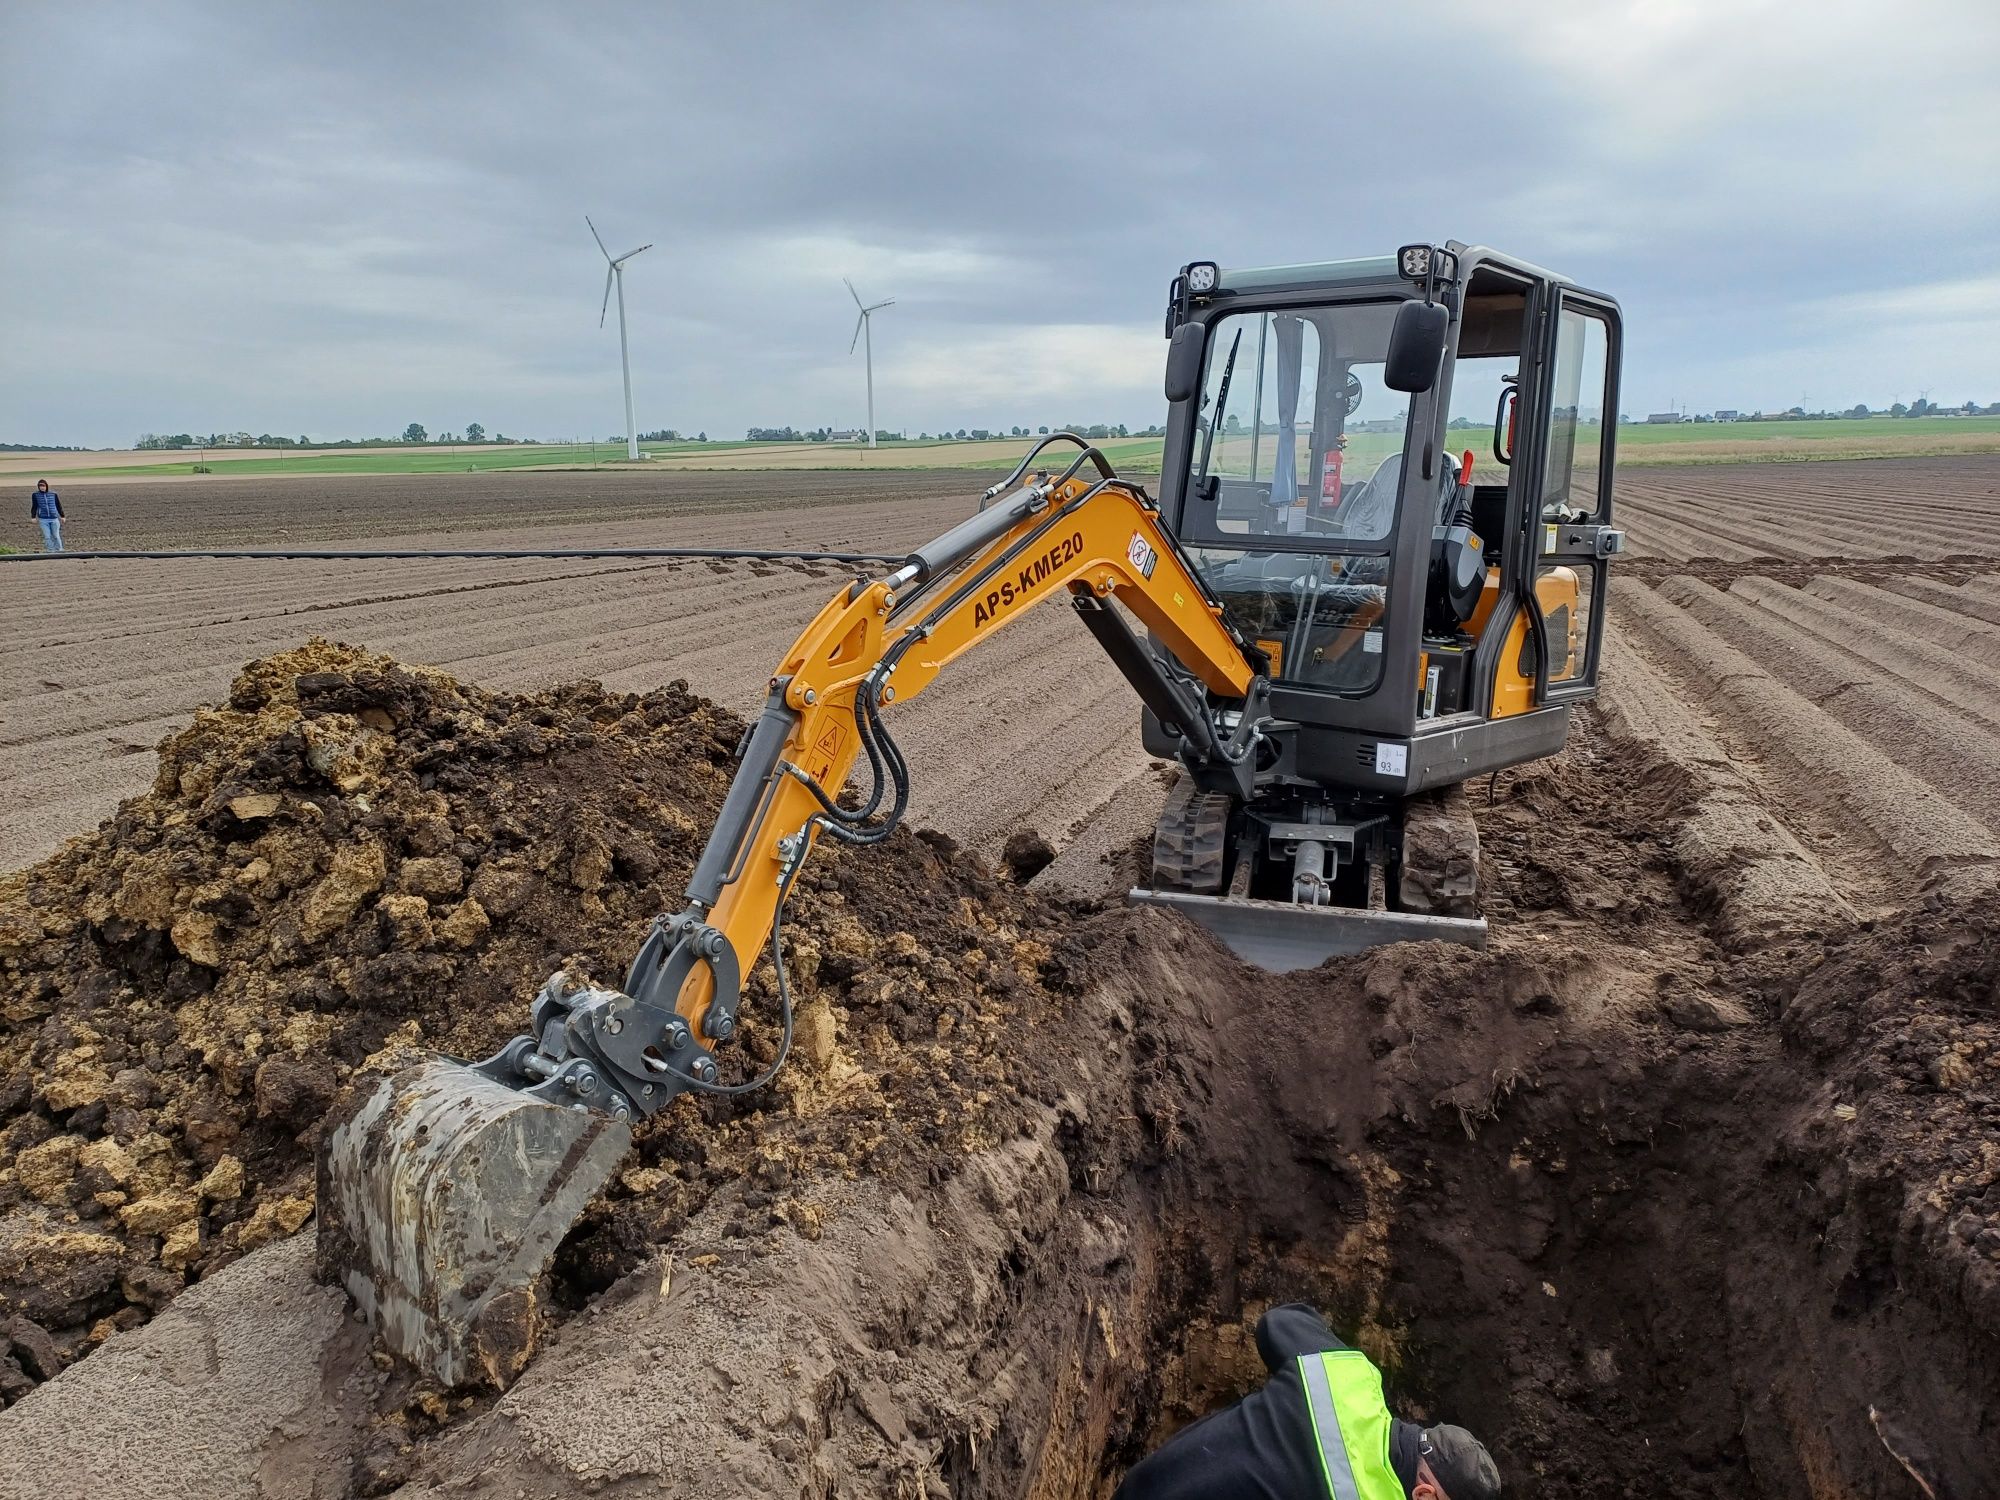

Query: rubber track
[1150,772,1230,894]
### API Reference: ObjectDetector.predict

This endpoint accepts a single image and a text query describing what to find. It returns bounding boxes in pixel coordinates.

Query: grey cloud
[3,0,1996,446]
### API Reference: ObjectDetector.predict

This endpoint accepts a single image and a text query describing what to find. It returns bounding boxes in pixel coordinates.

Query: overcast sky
[5,0,1997,447]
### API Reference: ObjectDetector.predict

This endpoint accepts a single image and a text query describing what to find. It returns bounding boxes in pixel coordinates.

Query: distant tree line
[738,423,1166,443]
[1725,398,1999,420]
[135,426,548,449]
[1620,398,1998,425]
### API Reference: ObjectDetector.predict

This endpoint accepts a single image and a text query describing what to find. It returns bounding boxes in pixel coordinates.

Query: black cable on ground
[0,546,903,564]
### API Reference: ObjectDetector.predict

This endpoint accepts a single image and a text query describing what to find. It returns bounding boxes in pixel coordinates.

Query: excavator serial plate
[316,1058,632,1389]
[1128,888,1487,971]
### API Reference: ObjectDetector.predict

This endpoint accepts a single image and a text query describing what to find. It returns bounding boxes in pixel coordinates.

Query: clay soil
[0,643,1102,1394]
[1,457,1998,1496]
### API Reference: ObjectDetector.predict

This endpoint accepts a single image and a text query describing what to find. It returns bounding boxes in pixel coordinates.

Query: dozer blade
[316,1057,632,1389]
[1128,888,1486,972]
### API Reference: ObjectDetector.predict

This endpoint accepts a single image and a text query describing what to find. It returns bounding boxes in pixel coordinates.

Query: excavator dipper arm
[316,441,1269,1387]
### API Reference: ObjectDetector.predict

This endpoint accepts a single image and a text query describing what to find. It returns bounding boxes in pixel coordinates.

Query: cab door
[1528,292,1621,702]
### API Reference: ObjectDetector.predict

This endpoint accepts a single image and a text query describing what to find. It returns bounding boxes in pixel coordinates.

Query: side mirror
[1492,381,1518,467]
[1384,300,1448,393]
[1164,323,1204,404]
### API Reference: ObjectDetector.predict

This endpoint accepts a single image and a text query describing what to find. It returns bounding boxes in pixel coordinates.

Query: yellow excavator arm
[316,440,1271,1387]
[662,450,1265,1053]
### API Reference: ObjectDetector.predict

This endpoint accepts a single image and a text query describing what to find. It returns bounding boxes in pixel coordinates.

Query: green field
[26,416,2000,482]
[1611,415,2000,464]
[1063,418,2000,476]
[47,440,734,478]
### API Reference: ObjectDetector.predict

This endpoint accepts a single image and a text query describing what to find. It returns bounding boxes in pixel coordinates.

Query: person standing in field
[30,480,64,552]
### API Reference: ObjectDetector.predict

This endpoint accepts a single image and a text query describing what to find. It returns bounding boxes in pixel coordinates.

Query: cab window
[1545,307,1611,518]
[1184,303,1410,547]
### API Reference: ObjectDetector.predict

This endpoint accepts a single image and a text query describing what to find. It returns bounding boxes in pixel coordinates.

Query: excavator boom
[317,439,1271,1386]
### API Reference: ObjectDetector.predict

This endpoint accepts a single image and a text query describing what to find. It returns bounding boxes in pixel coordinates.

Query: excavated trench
[890,895,2000,1500]
[2,647,1996,1499]
[509,790,1999,1500]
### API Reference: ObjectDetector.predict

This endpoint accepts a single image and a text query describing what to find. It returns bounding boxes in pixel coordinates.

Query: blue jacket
[31,489,62,520]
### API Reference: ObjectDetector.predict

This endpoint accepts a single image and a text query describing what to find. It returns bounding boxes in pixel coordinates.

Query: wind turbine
[588,215,652,460]
[846,278,894,448]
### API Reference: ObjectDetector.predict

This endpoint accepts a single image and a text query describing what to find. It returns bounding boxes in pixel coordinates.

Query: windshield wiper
[1195,328,1244,493]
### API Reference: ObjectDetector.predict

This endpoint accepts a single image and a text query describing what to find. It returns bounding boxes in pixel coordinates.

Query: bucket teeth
[315,1057,632,1388]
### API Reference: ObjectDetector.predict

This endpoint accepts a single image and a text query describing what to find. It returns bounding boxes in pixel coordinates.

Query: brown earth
[1,640,1997,1498]
[0,470,1172,885]
[4,458,2000,1494]
[0,643,1084,1379]
[8,457,2000,888]
[13,467,999,551]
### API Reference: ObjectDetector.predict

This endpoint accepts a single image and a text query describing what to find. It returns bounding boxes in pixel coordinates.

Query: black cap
[1418,1424,1501,1500]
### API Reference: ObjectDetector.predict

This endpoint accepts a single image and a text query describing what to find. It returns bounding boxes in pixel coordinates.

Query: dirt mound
[0,641,1078,1403]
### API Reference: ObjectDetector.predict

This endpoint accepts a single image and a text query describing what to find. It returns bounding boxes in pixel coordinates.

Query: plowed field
[8,458,1999,886]
[3,456,1999,1498]
[1,469,1164,885]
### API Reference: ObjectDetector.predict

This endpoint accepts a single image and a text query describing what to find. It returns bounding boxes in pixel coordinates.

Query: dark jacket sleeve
[1255,1303,1347,1371]
[55,495,63,518]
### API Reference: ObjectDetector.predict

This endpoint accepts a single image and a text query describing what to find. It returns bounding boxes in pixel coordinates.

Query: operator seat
[1330,452,1401,541]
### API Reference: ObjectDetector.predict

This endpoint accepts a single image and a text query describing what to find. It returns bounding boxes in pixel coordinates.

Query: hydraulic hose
[781,676,910,847]
[978,431,1115,508]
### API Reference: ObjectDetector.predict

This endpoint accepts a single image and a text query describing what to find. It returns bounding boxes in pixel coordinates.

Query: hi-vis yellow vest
[1297,1350,1403,1500]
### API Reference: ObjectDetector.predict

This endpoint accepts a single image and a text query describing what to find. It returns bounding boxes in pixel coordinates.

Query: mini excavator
[318,242,1624,1386]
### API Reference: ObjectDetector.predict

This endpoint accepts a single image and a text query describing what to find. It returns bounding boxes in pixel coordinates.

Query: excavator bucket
[1127,888,1485,971]
[316,1057,632,1389]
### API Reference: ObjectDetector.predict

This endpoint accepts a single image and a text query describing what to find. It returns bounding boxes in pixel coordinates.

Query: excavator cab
[1132,243,1624,966]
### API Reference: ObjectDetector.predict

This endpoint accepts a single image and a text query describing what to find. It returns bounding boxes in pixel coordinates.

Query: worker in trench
[1114,1304,1501,1500]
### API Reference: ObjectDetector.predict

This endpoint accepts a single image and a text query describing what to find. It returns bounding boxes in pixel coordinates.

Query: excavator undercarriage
[1136,772,1485,971]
